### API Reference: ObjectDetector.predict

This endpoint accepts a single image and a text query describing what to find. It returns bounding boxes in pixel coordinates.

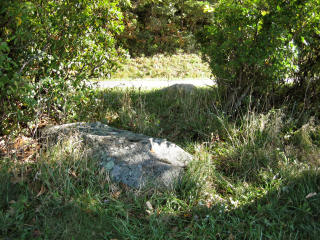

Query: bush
[118,0,212,56]
[0,0,126,135]
[291,0,320,112]
[197,0,320,112]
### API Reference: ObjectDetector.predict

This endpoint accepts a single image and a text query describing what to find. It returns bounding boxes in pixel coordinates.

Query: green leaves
[0,42,9,52]
[0,0,126,134]
[117,0,212,56]
[197,0,319,111]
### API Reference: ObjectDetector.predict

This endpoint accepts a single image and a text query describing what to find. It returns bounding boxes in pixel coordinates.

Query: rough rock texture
[42,122,193,189]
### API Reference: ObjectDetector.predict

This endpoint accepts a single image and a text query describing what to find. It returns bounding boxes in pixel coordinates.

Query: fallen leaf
[306,192,317,199]
[146,201,153,211]
[36,185,46,197]
[112,190,122,199]
[119,182,130,191]
[68,170,77,178]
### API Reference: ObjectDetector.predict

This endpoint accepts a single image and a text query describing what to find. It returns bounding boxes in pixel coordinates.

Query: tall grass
[1,86,319,239]
[109,51,211,79]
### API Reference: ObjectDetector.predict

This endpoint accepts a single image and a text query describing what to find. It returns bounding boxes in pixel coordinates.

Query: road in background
[94,78,215,89]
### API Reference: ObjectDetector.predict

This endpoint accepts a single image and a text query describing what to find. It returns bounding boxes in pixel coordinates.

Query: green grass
[1,87,320,239]
[108,51,211,80]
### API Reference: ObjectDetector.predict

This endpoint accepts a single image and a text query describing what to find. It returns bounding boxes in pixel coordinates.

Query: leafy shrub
[118,0,212,56]
[0,0,126,135]
[197,0,320,112]
[0,38,34,134]
[290,0,320,111]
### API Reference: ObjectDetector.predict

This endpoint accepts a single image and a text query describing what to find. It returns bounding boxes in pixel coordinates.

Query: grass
[1,86,320,239]
[108,51,211,80]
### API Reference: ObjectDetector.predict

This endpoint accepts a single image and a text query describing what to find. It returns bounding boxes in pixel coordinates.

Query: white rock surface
[42,122,193,189]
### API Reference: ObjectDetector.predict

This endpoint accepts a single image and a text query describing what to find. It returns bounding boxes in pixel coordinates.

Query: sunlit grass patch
[109,51,211,80]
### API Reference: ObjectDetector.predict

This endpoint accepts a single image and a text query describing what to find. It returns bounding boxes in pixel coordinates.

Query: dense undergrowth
[1,86,319,239]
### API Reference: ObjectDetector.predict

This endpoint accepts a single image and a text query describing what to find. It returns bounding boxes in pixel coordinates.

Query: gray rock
[41,122,193,189]
[162,84,196,94]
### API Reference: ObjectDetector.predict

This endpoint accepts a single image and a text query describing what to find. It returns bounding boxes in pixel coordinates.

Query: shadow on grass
[73,87,315,184]
[2,86,319,239]
[179,170,320,239]
[73,86,225,147]
[1,151,319,240]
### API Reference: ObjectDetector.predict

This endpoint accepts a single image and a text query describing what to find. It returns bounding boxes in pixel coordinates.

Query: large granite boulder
[41,122,193,189]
